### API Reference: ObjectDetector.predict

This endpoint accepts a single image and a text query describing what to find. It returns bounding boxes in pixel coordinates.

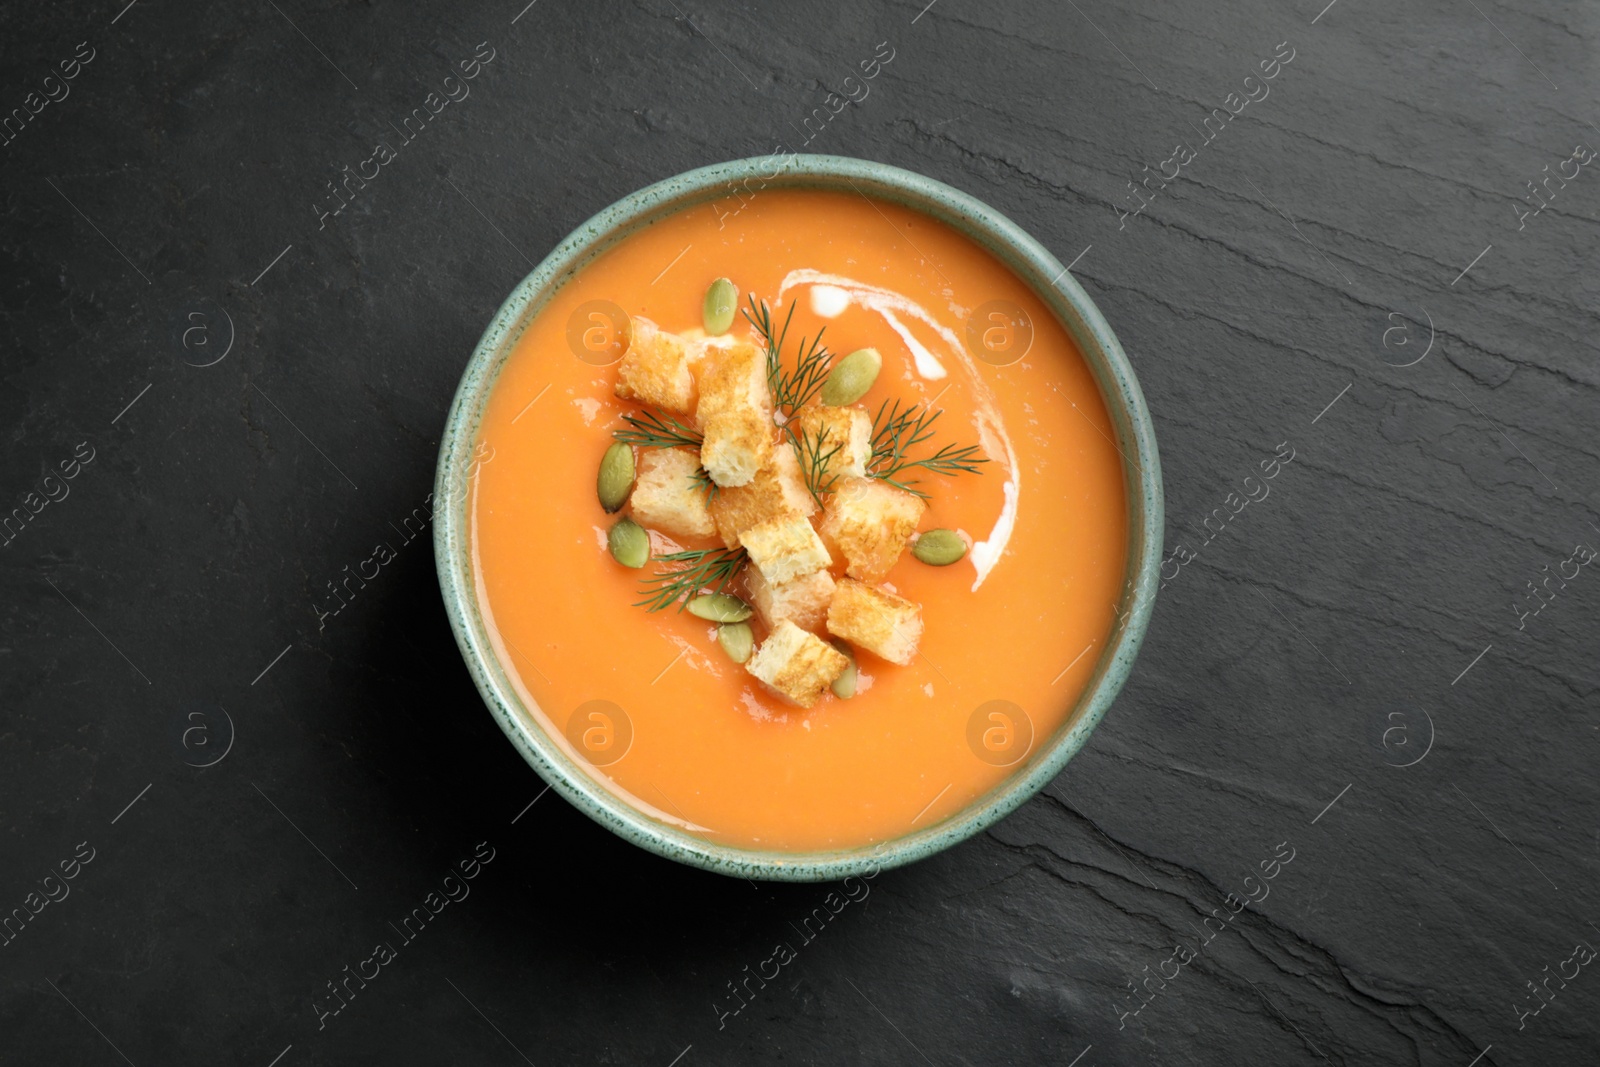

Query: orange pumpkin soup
[470,189,1126,852]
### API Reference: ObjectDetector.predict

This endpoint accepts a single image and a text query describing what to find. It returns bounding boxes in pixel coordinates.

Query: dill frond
[613,408,703,450]
[689,463,721,501]
[790,424,843,505]
[743,295,833,416]
[634,547,749,613]
[867,398,989,498]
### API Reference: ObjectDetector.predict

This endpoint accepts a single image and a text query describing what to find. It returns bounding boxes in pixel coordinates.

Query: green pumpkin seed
[597,441,635,513]
[912,529,967,566]
[607,517,649,569]
[717,621,754,663]
[703,277,738,336]
[687,592,753,622]
[820,347,882,406]
[830,640,857,699]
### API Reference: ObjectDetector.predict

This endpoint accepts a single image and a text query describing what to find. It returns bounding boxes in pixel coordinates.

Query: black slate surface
[2,1,1598,1064]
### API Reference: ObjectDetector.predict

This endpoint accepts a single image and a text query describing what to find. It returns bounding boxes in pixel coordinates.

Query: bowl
[434,154,1162,881]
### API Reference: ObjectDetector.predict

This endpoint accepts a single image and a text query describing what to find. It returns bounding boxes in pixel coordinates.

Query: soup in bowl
[435,155,1161,881]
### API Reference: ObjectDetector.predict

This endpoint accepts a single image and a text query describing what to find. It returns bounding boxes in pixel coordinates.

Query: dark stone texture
[1,0,1596,1064]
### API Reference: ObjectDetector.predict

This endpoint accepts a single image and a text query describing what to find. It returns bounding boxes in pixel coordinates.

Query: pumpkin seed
[820,347,882,406]
[597,441,635,513]
[607,517,649,569]
[703,277,738,336]
[717,621,754,663]
[687,592,753,622]
[830,640,857,699]
[912,528,967,566]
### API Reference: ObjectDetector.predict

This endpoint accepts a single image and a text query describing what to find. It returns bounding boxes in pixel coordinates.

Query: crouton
[826,578,923,666]
[693,340,773,487]
[695,339,770,423]
[817,475,926,581]
[746,620,850,708]
[709,442,816,548]
[700,409,773,488]
[747,566,836,632]
[628,448,714,540]
[741,513,831,584]
[793,404,872,480]
[615,317,696,414]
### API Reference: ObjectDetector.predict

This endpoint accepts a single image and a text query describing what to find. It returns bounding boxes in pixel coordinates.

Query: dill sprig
[743,295,832,416]
[790,424,843,505]
[635,547,748,613]
[867,398,989,498]
[614,408,702,450]
[689,464,720,501]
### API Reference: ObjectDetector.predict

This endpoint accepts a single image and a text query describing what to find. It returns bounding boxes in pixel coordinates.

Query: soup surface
[470,188,1126,852]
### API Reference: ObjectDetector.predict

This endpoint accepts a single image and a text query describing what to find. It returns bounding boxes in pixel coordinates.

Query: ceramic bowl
[434,154,1162,881]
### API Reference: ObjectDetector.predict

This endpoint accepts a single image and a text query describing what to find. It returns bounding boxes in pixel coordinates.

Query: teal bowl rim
[434,154,1163,882]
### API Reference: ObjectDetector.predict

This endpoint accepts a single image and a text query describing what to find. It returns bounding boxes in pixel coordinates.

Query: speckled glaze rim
[434,155,1162,882]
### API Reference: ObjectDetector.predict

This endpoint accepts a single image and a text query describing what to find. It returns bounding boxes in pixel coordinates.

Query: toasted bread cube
[694,339,770,423]
[693,340,773,487]
[826,578,923,666]
[817,475,926,581]
[741,513,831,584]
[793,404,872,480]
[700,409,773,488]
[629,448,714,540]
[709,443,816,548]
[747,566,836,632]
[746,620,850,708]
[615,317,696,414]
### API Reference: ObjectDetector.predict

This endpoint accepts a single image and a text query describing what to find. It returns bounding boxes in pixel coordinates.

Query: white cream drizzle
[776,269,1021,590]
[809,284,850,318]
[782,270,951,380]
